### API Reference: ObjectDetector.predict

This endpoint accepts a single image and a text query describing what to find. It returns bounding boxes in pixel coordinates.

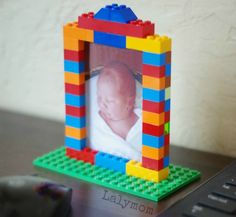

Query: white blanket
[86,75,142,161]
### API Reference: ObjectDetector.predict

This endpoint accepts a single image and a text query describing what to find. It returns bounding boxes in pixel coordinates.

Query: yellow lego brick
[64,22,94,42]
[142,145,164,160]
[143,111,164,126]
[65,126,86,139]
[126,160,169,182]
[142,75,165,90]
[64,72,85,85]
[165,87,171,100]
[126,35,171,54]
[64,37,84,51]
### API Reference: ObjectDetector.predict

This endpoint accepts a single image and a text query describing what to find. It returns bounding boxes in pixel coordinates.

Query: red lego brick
[165,76,171,88]
[164,142,169,157]
[165,111,170,122]
[143,123,164,137]
[66,105,86,117]
[142,64,165,78]
[166,51,171,64]
[65,83,85,95]
[66,147,98,164]
[143,100,165,113]
[142,156,164,171]
[64,50,84,62]
[78,12,154,38]
[66,147,78,159]
[164,134,169,147]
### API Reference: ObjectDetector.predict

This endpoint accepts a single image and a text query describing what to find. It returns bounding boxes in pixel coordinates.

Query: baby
[97,61,138,140]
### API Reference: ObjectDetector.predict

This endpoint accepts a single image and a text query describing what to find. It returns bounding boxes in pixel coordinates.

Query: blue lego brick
[164,156,169,168]
[65,115,86,128]
[65,94,85,107]
[143,88,165,103]
[143,52,166,67]
[94,4,137,23]
[142,134,164,148]
[65,137,86,150]
[164,99,171,112]
[64,60,85,74]
[95,152,129,174]
[165,64,171,76]
[94,31,126,48]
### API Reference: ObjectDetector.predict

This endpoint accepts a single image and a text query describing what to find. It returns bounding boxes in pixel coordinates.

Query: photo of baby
[97,62,138,140]
[86,44,142,161]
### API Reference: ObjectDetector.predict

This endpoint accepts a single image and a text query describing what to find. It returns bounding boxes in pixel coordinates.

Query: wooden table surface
[0,109,234,217]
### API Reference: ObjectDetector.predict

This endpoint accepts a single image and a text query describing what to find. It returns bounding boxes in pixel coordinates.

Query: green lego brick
[164,122,170,135]
[33,147,200,201]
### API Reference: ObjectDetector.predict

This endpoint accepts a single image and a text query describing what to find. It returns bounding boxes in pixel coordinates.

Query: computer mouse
[0,175,72,217]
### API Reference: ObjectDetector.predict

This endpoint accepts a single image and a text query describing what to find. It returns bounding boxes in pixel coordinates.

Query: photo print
[86,44,142,161]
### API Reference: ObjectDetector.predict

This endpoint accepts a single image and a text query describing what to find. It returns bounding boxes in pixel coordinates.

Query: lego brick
[164,99,171,112]
[33,147,201,201]
[95,152,129,174]
[143,88,165,103]
[64,22,94,42]
[142,64,165,78]
[165,87,171,100]
[165,64,171,76]
[65,137,86,150]
[164,122,170,135]
[64,72,85,85]
[64,37,84,51]
[142,100,164,113]
[78,12,154,38]
[66,147,98,164]
[142,145,164,160]
[66,105,86,117]
[65,83,85,96]
[94,4,137,23]
[65,115,86,128]
[165,111,170,123]
[94,31,126,48]
[143,111,165,126]
[164,156,169,168]
[142,156,164,171]
[64,60,85,74]
[143,52,166,66]
[66,147,78,159]
[142,134,164,148]
[126,160,169,182]
[142,123,164,137]
[127,35,171,54]
[164,141,169,156]
[65,93,85,107]
[79,147,98,164]
[166,51,171,64]
[64,50,84,61]
[164,134,170,147]
[65,126,86,140]
[165,76,171,88]
[142,75,165,90]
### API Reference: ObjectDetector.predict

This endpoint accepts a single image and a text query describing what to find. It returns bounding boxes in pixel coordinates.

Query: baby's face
[97,80,133,121]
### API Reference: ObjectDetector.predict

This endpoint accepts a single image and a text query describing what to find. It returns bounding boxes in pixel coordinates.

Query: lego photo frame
[33,4,200,201]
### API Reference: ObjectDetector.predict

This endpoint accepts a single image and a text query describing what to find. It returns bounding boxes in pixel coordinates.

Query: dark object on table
[158,160,236,217]
[0,175,72,217]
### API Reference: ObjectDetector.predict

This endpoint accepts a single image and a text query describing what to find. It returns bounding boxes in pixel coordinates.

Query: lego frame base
[33,147,200,202]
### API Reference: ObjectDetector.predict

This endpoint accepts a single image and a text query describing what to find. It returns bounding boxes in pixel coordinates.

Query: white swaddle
[86,75,142,161]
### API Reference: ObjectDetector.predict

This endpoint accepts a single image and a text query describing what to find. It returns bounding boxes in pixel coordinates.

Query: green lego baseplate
[33,147,201,201]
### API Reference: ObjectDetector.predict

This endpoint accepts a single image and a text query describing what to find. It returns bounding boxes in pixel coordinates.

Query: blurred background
[0,0,235,157]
